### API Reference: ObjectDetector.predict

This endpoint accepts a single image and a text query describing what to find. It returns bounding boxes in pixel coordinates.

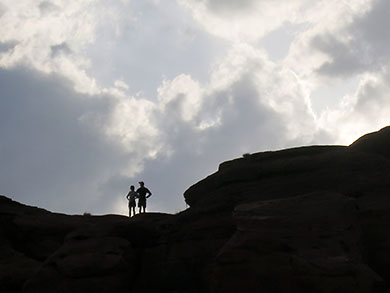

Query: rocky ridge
[1,127,390,292]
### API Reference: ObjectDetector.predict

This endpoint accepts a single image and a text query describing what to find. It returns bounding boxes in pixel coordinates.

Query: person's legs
[139,198,146,213]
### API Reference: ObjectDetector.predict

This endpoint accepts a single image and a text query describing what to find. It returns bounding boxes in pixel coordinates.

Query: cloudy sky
[0,0,389,215]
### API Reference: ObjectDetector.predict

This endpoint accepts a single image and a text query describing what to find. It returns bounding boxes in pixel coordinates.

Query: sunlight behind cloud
[0,0,389,215]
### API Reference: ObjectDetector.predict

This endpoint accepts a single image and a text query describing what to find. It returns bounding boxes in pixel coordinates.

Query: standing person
[136,181,152,213]
[126,185,137,217]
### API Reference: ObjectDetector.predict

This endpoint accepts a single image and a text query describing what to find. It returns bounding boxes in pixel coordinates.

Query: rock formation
[1,126,390,292]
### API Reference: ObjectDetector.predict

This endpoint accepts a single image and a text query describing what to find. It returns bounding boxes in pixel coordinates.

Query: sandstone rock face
[184,145,390,208]
[23,227,135,293]
[211,192,383,292]
[350,126,390,159]
[0,197,175,292]
[1,127,390,292]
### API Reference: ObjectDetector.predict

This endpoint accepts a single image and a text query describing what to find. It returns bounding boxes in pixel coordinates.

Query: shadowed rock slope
[2,126,390,292]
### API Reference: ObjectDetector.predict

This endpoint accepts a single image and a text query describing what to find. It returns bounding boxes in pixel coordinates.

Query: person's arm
[146,188,152,198]
[126,192,130,200]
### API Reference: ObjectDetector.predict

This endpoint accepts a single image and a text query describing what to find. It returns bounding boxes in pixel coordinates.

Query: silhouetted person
[136,181,152,213]
[126,185,137,217]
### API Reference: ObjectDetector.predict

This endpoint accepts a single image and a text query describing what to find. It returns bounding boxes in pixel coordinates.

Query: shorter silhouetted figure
[126,185,137,217]
[136,181,152,213]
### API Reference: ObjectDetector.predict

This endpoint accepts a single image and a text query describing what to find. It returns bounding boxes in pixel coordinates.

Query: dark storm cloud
[354,67,390,115]
[351,0,390,64]
[140,75,291,212]
[39,1,60,15]
[0,0,347,216]
[0,67,132,214]
[205,0,256,15]
[0,41,17,53]
[311,35,366,76]
[50,42,72,57]
[312,0,390,76]
[156,74,292,158]
[141,65,332,213]
[0,66,210,215]
[0,3,5,17]
[201,76,289,151]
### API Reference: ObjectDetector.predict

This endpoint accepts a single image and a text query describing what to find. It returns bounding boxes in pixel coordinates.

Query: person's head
[130,185,135,191]
[139,181,144,187]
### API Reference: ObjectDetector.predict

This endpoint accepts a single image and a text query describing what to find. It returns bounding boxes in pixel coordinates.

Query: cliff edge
[2,127,390,292]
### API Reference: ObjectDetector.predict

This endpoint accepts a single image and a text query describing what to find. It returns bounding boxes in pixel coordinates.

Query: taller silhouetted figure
[136,181,152,213]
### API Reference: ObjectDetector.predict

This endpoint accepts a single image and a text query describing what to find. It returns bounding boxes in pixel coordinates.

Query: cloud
[0,0,132,94]
[154,43,320,148]
[281,0,390,143]
[126,47,319,213]
[1,0,388,217]
[200,0,256,14]
[273,0,390,144]
[285,0,385,80]
[50,42,72,58]
[0,41,325,215]
[177,0,313,42]
[133,42,335,213]
[0,66,159,214]
[319,66,390,144]
[311,0,390,77]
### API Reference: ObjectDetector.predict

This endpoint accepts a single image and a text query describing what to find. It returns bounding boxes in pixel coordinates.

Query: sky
[0,0,389,215]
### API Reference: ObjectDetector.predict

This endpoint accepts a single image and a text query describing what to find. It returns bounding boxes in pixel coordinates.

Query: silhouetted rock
[350,126,390,159]
[211,192,383,292]
[1,127,390,292]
